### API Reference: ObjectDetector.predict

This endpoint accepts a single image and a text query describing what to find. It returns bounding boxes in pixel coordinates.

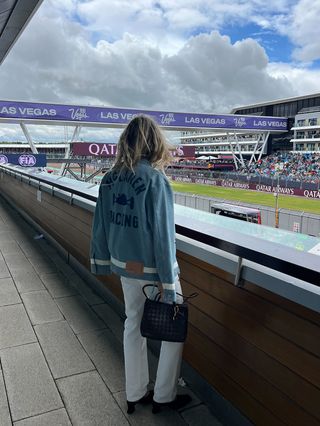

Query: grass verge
[171,181,320,215]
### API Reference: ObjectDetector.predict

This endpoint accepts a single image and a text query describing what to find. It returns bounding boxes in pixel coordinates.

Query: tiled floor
[0,196,221,425]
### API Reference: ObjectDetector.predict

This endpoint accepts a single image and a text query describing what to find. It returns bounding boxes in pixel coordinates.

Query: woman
[90,115,191,414]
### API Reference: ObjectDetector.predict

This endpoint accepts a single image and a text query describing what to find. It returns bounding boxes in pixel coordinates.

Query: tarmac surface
[0,196,221,425]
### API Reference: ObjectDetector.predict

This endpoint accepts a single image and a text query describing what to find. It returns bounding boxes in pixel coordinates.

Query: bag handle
[142,284,198,303]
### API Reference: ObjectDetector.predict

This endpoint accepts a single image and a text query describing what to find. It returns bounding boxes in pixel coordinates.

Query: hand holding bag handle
[140,284,198,342]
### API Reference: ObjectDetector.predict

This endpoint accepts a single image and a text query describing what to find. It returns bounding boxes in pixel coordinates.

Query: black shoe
[152,394,192,414]
[127,390,154,414]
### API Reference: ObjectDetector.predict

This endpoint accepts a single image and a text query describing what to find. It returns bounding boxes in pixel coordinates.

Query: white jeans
[121,276,184,403]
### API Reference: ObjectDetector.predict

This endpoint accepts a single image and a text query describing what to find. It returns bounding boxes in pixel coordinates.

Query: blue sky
[225,22,294,63]
[0,0,319,142]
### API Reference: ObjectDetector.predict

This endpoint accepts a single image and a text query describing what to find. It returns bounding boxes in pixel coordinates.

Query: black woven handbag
[140,284,198,343]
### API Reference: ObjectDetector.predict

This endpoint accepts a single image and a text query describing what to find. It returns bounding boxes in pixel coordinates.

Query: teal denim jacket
[90,160,179,302]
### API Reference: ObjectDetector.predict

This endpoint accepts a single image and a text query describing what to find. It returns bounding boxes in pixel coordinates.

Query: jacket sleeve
[90,185,111,275]
[148,173,179,303]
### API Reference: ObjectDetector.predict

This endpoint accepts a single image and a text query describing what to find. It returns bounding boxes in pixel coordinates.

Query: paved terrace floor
[0,196,221,426]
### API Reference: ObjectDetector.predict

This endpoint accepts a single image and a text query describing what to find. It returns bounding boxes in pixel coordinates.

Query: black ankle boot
[152,394,192,414]
[127,390,154,414]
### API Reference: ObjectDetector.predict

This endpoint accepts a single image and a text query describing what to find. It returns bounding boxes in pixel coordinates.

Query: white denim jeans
[121,276,184,403]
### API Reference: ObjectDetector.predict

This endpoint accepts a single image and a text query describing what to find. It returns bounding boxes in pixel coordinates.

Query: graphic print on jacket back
[113,193,134,209]
[105,169,147,229]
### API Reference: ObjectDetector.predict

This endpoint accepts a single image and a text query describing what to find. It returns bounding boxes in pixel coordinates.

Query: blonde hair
[113,115,172,172]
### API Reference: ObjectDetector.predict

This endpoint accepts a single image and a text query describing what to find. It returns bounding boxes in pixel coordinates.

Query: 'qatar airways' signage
[172,145,196,157]
[171,176,320,199]
[0,100,288,131]
[72,143,117,157]
[72,143,196,158]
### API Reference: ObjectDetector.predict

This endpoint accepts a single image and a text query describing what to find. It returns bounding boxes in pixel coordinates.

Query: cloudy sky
[0,0,320,142]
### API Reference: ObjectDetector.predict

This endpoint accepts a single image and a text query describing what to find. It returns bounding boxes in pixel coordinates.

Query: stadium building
[232,93,320,154]
[0,143,66,158]
[180,93,320,162]
[291,109,320,152]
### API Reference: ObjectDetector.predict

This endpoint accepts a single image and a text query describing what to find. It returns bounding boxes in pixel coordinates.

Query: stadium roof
[231,92,320,113]
[0,0,44,65]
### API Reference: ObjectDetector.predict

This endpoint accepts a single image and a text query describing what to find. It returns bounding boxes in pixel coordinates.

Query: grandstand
[0,143,66,158]
[239,152,320,184]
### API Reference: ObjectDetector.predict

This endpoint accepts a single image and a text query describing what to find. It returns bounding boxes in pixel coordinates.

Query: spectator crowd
[239,152,320,183]
[168,152,320,184]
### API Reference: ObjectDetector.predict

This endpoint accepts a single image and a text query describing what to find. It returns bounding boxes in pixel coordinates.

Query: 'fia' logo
[18,155,36,166]
[0,155,8,164]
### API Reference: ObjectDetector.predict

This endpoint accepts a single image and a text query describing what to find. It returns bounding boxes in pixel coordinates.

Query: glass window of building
[296,131,305,139]
[309,98,315,107]
[297,119,305,127]
[303,98,310,108]
[306,143,315,150]
[283,103,290,116]
[309,118,317,126]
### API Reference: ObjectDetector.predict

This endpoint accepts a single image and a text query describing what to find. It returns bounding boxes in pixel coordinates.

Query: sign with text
[72,142,196,158]
[172,145,196,157]
[72,142,117,157]
[0,100,288,131]
[171,175,320,199]
[0,153,47,167]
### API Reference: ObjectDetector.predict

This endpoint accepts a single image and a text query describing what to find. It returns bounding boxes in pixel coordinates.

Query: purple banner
[171,176,320,199]
[0,153,47,167]
[0,100,287,131]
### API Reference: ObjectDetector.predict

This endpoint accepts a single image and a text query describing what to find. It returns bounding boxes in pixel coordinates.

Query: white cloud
[288,0,320,62]
[165,8,209,30]
[260,0,320,63]
[60,1,296,53]
[75,0,292,35]
[0,122,122,143]
[0,126,24,141]
[0,14,293,111]
[267,62,320,95]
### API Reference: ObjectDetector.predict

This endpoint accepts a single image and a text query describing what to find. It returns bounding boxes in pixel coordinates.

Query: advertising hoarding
[72,143,196,158]
[171,175,320,199]
[0,100,288,131]
[0,153,47,167]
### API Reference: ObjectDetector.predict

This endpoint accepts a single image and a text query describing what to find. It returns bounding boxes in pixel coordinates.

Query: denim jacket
[90,159,179,302]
